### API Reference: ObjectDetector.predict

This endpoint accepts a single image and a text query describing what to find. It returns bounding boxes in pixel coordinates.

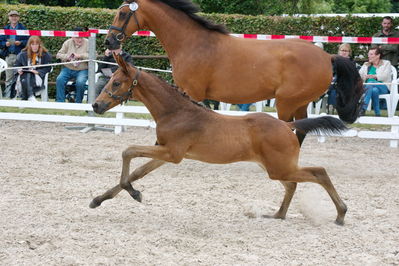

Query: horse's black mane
[159,0,229,34]
[125,0,229,34]
[160,0,228,34]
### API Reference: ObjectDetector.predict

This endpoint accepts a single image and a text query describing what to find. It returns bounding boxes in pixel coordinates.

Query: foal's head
[92,54,139,114]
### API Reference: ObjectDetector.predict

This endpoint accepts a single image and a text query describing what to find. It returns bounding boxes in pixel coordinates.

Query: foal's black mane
[126,0,229,34]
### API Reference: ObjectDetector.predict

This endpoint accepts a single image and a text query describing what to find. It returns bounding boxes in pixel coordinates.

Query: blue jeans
[327,87,337,106]
[56,68,88,103]
[237,103,252,111]
[362,80,389,116]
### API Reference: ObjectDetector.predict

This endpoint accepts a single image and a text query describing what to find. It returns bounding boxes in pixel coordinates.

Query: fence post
[88,32,96,104]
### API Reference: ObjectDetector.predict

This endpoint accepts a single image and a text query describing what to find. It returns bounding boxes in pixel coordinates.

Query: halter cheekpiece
[104,69,141,105]
[109,1,140,42]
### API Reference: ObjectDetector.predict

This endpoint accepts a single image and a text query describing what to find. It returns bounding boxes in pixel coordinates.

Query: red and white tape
[2,28,399,44]
[0,29,91,37]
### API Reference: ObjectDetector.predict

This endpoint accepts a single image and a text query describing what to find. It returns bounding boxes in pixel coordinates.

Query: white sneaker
[28,96,37,102]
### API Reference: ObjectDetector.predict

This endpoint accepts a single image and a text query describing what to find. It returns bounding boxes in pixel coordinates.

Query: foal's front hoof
[89,197,102,208]
[261,214,286,220]
[335,218,345,226]
[132,190,142,203]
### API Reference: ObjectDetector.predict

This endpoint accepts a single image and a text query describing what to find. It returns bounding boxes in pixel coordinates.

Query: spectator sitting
[0,10,29,98]
[237,103,252,111]
[203,99,220,110]
[95,46,133,98]
[327,43,356,114]
[359,47,392,116]
[372,16,399,68]
[12,36,52,101]
[56,26,89,103]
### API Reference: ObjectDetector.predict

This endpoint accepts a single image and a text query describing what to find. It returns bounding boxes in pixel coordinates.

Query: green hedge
[0,3,395,96]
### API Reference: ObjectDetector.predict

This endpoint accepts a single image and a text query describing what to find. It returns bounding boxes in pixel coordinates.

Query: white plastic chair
[379,65,397,117]
[308,94,328,115]
[0,58,8,99]
[35,67,53,101]
[391,78,399,116]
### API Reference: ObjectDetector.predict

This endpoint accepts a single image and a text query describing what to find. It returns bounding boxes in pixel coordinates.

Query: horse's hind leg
[89,159,166,208]
[285,167,347,225]
[263,181,297,220]
[276,102,307,146]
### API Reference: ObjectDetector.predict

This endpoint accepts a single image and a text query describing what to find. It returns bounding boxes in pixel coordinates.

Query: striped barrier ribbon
[2,28,399,44]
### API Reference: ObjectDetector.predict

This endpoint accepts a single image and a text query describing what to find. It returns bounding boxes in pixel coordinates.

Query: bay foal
[91,55,348,225]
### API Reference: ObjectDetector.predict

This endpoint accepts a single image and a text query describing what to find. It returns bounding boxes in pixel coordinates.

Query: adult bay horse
[105,0,364,144]
[90,54,348,225]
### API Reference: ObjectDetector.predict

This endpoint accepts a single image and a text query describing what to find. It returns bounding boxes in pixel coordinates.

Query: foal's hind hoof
[132,190,142,202]
[89,198,101,208]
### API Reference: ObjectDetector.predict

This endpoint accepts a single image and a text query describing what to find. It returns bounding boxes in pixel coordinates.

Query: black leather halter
[104,69,141,105]
[109,2,140,42]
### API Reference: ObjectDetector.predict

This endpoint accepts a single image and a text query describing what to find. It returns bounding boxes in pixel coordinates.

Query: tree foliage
[2,0,396,14]
[193,0,393,15]
[332,0,392,13]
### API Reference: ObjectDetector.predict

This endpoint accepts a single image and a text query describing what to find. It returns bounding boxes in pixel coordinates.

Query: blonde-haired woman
[338,43,352,58]
[13,36,52,101]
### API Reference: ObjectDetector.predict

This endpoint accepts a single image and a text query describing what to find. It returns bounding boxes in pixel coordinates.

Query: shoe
[28,96,37,102]
[359,109,366,116]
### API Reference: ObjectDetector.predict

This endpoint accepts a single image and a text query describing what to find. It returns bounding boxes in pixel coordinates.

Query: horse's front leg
[89,159,166,208]
[119,144,183,201]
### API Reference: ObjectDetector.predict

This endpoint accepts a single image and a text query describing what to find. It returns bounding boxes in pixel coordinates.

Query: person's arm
[37,52,52,78]
[14,52,25,75]
[74,39,89,60]
[123,52,134,66]
[18,24,29,47]
[56,40,70,61]
[358,64,367,81]
[380,44,398,53]
[376,61,392,83]
[0,34,6,49]
[371,32,398,52]
[97,51,112,72]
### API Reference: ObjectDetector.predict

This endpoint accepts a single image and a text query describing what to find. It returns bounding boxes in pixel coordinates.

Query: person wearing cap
[0,10,29,98]
[55,26,89,103]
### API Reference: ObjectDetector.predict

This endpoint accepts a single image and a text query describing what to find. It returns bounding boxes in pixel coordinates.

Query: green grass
[0,100,153,120]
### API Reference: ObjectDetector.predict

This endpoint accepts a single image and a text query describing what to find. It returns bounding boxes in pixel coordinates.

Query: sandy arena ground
[0,120,398,265]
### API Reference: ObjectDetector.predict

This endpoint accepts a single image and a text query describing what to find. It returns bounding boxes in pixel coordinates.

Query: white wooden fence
[0,99,398,147]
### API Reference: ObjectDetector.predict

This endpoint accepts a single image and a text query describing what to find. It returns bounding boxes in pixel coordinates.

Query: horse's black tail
[331,55,364,123]
[291,116,348,136]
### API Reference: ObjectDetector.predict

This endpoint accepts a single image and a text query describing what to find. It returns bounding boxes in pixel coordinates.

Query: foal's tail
[290,116,348,136]
[331,55,364,124]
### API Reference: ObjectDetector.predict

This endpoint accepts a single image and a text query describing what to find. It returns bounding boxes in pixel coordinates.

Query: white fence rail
[0,99,398,147]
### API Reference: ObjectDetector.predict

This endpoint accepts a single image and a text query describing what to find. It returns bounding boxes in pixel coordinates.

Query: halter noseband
[109,1,140,42]
[104,69,141,105]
